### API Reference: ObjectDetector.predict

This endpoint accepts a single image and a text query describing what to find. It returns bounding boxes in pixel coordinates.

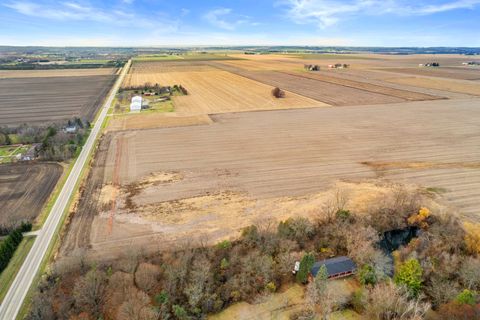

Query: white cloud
[203,8,257,30]
[3,1,178,30]
[281,0,480,28]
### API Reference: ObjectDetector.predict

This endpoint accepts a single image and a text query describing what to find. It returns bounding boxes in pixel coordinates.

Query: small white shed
[130,95,142,112]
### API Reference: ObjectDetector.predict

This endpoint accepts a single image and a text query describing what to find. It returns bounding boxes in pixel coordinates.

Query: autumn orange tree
[464,222,480,255]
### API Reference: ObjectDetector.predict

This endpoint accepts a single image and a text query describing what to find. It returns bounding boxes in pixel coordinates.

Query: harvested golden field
[124,69,326,115]
[62,98,480,259]
[0,68,116,78]
[107,113,213,131]
[387,77,480,96]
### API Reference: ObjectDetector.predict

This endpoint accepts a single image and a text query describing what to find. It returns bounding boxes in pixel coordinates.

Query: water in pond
[377,226,420,276]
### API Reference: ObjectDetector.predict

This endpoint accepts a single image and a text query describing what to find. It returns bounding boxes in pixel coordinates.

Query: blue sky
[1,0,479,46]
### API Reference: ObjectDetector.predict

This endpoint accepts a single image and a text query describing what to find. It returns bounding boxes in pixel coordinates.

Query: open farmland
[123,62,325,115]
[380,67,480,80]
[0,68,115,79]
[386,77,480,96]
[282,71,442,101]
[0,163,62,229]
[0,71,116,126]
[61,97,480,259]
[213,68,406,106]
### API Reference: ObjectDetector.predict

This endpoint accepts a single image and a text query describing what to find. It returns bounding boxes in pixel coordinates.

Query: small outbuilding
[310,256,356,279]
[130,95,142,112]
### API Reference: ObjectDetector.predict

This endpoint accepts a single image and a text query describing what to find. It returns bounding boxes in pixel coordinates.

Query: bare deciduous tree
[458,256,480,290]
[135,262,161,293]
[117,288,159,320]
[73,267,107,317]
[365,281,431,320]
[184,254,212,309]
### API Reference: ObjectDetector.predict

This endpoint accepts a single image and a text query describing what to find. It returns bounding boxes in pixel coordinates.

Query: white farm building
[130,95,142,112]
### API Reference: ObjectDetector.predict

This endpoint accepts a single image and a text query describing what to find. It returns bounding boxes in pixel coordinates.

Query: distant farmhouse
[130,95,142,112]
[328,63,349,69]
[20,144,40,161]
[310,256,357,280]
[304,64,320,71]
[419,62,440,67]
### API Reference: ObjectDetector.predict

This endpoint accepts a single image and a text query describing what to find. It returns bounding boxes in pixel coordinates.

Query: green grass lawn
[0,145,18,157]
[0,144,31,164]
[0,237,35,303]
[73,59,112,64]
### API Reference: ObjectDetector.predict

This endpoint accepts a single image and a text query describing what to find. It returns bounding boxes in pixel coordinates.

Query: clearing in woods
[61,98,480,260]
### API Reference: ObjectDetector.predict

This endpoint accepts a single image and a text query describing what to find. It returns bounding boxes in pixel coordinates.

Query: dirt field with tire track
[62,97,480,259]
[0,163,62,228]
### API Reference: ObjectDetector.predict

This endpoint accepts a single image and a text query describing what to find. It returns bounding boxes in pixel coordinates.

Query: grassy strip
[32,161,73,230]
[0,237,35,303]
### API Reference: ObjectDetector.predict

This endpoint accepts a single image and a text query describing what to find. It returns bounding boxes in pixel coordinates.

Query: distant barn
[310,256,357,279]
[130,95,142,112]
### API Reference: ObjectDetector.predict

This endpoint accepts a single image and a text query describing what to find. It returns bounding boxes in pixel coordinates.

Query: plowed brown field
[0,68,116,79]
[283,71,442,101]
[213,69,406,106]
[0,163,62,228]
[0,74,116,126]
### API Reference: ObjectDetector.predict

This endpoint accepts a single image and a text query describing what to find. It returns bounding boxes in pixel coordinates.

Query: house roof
[311,256,356,277]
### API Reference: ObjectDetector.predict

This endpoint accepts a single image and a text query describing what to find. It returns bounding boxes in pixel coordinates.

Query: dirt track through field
[0,163,62,228]
[63,97,480,259]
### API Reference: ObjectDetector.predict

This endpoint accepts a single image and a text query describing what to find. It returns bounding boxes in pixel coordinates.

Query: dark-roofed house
[310,256,357,280]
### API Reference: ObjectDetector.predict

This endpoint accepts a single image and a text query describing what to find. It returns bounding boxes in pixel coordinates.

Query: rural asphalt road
[0,60,131,320]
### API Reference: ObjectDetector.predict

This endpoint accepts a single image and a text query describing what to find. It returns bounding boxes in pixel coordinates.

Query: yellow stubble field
[123,67,327,115]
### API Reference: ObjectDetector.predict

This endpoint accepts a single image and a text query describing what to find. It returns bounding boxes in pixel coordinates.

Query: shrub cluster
[0,222,31,273]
